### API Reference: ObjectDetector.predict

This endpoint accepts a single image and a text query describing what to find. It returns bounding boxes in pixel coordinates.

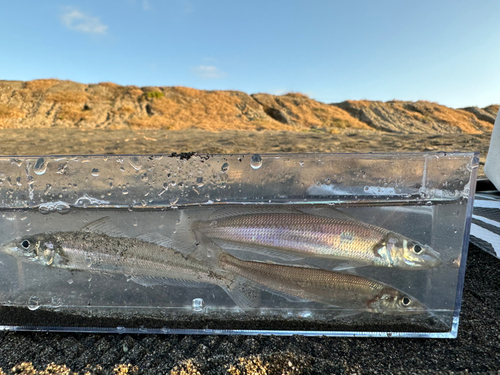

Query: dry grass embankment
[0,79,496,134]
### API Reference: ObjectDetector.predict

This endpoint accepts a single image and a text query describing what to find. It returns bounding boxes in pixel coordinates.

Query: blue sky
[0,1,499,108]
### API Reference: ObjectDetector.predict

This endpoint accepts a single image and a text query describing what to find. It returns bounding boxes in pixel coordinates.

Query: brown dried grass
[24,79,59,91]
[276,95,372,131]
[99,81,120,88]
[348,100,494,133]
[1,80,496,133]
[408,101,493,134]
[46,91,88,104]
[0,103,23,119]
[484,104,499,116]
[119,105,135,114]
[283,91,310,98]
[132,87,288,131]
[127,88,144,98]
[57,106,92,122]
[343,99,373,108]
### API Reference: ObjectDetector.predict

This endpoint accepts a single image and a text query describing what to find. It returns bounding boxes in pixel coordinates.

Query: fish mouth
[0,244,19,256]
[420,252,443,268]
[424,247,443,267]
[405,248,443,268]
[402,305,428,315]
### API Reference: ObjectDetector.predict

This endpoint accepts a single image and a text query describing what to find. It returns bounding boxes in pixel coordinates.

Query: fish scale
[1,216,428,313]
[3,229,234,290]
[198,213,390,265]
[218,252,424,313]
[52,232,224,285]
[194,208,443,269]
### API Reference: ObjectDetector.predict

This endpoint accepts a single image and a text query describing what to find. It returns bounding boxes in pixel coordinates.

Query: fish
[0,217,249,304]
[210,243,426,314]
[0,216,427,313]
[189,206,442,270]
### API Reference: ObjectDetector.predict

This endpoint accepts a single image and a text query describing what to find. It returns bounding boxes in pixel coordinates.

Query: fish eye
[413,244,423,254]
[402,297,411,306]
[20,240,30,249]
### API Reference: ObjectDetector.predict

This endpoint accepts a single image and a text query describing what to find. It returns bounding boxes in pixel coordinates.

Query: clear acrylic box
[0,152,478,337]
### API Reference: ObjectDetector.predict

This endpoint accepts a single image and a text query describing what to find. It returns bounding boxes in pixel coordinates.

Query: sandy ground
[0,128,491,177]
[0,129,495,374]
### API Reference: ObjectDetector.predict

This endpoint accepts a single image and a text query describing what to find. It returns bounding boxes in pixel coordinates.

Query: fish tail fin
[168,209,200,255]
[186,234,261,309]
[174,209,261,309]
[185,230,261,309]
[189,231,225,269]
[221,275,261,309]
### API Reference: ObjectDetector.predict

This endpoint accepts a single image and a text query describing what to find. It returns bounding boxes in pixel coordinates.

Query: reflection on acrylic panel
[0,152,478,337]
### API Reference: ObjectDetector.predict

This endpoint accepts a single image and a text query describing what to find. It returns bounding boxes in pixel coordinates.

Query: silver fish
[193,207,442,269]
[217,251,426,314]
[0,217,427,313]
[0,217,232,291]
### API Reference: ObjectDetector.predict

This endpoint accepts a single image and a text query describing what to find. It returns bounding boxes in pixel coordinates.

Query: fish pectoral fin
[81,217,126,237]
[332,262,366,272]
[258,287,311,303]
[226,274,310,303]
[297,207,359,222]
[135,233,197,255]
[130,275,213,288]
[212,239,305,262]
[279,294,310,303]
[222,276,261,309]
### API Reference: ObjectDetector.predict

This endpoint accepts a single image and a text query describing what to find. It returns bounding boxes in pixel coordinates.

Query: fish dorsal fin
[130,275,212,288]
[81,217,125,237]
[297,207,359,221]
[207,206,300,220]
[135,233,197,255]
[222,276,261,309]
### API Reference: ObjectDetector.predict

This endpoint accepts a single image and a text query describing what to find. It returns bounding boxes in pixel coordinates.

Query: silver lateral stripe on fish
[218,251,426,314]
[193,207,442,269]
[1,231,225,288]
[0,217,260,307]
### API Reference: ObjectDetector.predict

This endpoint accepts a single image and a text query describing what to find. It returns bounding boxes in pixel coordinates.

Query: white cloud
[182,1,194,13]
[193,65,226,79]
[142,0,151,11]
[61,8,108,35]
